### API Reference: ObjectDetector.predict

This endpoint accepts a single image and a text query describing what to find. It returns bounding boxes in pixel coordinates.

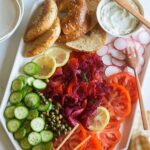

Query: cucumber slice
[27,77,35,86]
[14,128,26,140]
[9,92,23,104]
[20,137,31,150]
[28,132,41,146]
[7,119,21,133]
[12,79,24,91]
[32,143,44,150]
[33,79,47,90]
[27,109,39,120]
[23,121,32,134]
[23,62,40,76]
[4,105,15,119]
[45,142,53,150]
[40,130,53,142]
[22,86,33,97]
[31,117,45,132]
[14,106,29,120]
[38,101,51,112]
[18,75,27,85]
[24,93,40,108]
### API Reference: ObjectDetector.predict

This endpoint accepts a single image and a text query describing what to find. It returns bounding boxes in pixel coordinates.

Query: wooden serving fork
[125,46,149,130]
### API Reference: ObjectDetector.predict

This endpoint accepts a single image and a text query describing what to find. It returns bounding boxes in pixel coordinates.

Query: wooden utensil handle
[114,0,150,29]
[134,69,149,130]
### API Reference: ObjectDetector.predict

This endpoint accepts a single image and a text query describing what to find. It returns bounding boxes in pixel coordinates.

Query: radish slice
[114,38,127,50]
[97,46,108,56]
[137,55,145,66]
[134,41,145,55]
[106,35,116,44]
[109,48,126,60]
[105,66,122,77]
[112,58,126,67]
[102,55,112,65]
[124,67,134,76]
[136,65,142,74]
[132,28,144,41]
[138,31,150,45]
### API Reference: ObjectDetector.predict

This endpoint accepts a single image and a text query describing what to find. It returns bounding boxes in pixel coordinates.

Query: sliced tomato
[101,83,131,118]
[53,124,87,150]
[84,133,102,150]
[107,72,138,103]
[97,129,121,150]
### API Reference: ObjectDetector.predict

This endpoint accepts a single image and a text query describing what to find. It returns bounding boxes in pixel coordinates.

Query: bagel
[66,26,106,52]
[58,15,91,43]
[57,0,87,35]
[24,0,58,42]
[24,17,61,57]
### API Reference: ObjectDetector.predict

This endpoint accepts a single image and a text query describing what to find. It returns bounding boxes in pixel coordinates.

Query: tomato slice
[97,129,121,150]
[84,133,102,150]
[107,72,138,103]
[53,125,87,150]
[101,83,131,118]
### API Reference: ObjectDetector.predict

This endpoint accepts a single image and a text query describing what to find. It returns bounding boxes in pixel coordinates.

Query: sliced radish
[134,41,145,55]
[105,66,122,77]
[124,67,134,76]
[112,58,126,67]
[106,35,116,44]
[136,65,142,74]
[102,55,112,65]
[138,31,150,45]
[137,55,145,66]
[114,38,127,50]
[97,46,108,56]
[109,48,125,60]
[132,28,144,41]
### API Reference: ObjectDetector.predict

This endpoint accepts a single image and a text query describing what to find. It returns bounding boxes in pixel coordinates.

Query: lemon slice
[33,55,56,79]
[88,106,110,132]
[45,46,70,67]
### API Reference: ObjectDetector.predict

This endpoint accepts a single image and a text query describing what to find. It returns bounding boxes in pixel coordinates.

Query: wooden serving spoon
[125,46,149,130]
[114,0,150,29]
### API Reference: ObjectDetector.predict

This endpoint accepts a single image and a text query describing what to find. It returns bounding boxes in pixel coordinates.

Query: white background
[0,0,150,149]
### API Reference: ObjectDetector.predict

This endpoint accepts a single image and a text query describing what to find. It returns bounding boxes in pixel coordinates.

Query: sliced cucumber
[7,119,21,133]
[24,93,40,108]
[28,132,41,146]
[20,137,31,150]
[22,86,33,97]
[9,92,23,104]
[4,105,15,119]
[38,101,51,112]
[12,79,24,91]
[40,130,53,142]
[14,106,29,120]
[45,142,53,150]
[18,75,27,85]
[14,128,26,140]
[23,121,32,134]
[27,77,35,86]
[32,143,44,150]
[23,62,40,76]
[31,117,45,132]
[27,109,39,120]
[33,79,47,90]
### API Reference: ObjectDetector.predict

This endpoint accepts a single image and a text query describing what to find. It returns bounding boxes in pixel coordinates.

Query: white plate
[0,0,22,42]
[0,0,150,150]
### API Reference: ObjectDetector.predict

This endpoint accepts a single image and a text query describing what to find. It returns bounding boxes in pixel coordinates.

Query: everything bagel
[57,0,87,35]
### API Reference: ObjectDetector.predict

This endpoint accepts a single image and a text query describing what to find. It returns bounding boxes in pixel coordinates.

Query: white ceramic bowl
[96,0,144,37]
[0,0,23,43]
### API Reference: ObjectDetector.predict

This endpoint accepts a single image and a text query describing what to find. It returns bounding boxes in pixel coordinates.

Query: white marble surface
[0,0,150,149]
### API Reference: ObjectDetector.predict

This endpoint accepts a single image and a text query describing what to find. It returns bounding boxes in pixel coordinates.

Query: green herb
[82,73,88,82]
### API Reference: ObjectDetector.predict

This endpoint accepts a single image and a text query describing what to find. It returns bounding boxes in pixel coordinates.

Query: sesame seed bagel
[24,0,58,42]
[24,17,61,57]
[57,0,88,35]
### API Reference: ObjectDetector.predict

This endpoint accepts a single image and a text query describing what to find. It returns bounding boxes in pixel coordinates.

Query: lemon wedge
[33,55,56,79]
[45,46,71,67]
[88,106,110,132]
